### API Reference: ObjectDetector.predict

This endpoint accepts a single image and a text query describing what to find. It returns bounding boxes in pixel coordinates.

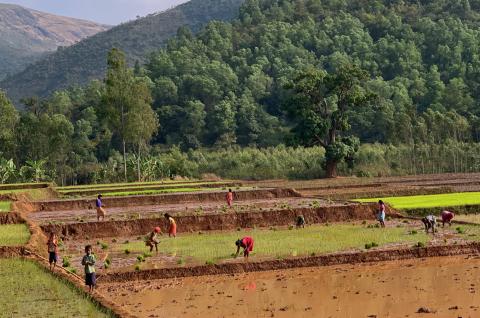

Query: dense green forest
[1,0,480,184]
[0,0,244,103]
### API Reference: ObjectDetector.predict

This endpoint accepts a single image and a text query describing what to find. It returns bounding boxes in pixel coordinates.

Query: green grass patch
[56,179,202,190]
[355,192,480,209]
[101,187,249,197]
[0,224,30,246]
[0,224,30,245]
[0,259,111,317]
[118,224,429,263]
[57,181,230,193]
[0,201,11,212]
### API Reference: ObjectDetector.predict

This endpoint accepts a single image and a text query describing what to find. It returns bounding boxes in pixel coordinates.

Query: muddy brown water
[101,255,480,318]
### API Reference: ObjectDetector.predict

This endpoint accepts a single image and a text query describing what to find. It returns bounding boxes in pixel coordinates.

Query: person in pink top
[226,189,234,207]
[235,237,254,258]
[441,210,455,227]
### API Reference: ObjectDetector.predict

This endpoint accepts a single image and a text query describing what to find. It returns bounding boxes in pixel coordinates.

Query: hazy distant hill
[0,0,244,103]
[0,3,109,80]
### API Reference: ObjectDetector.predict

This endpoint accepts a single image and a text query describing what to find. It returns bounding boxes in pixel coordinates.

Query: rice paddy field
[3,174,480,317]
[355,192,480,209]
[0,224,30,246]
[0,259,111,317]
[61,222,432,273]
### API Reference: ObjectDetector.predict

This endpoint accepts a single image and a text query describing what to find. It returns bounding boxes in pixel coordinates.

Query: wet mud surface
[100,255,480,318]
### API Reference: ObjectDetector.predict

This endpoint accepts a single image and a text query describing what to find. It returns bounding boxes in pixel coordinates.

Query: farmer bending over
[96,194,106,221]
[421,215,437,234]
[441,210,455,227]
[145,227,161,252]
[235,236,254,258]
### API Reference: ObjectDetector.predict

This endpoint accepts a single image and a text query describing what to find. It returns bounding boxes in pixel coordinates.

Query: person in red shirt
[235,236,254,258]
[441,210,455,227]
[226,189,234,207]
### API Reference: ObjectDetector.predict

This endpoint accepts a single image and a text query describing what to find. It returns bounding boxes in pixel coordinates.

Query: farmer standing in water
[96,194,106,221]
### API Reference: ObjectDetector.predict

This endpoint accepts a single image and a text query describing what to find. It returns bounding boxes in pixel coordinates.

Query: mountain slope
[0,3,108,80]
[0,0,244,103]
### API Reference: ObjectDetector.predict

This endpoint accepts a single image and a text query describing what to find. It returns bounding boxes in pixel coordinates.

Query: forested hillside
[0,3,108,81]
[0,0,244,103]
[1,0,480,184]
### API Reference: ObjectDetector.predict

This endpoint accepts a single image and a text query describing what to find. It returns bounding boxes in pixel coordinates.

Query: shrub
[62,256,70,268]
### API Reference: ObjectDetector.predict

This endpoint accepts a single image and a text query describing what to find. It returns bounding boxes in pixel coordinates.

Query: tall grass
[0,201,11,212]
[356,192,480,209]
[119,224,428,263]
[0,259,111,317]
[0,224,30,246]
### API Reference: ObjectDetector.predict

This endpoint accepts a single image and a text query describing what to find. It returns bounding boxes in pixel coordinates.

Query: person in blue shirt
[96,194,106,221]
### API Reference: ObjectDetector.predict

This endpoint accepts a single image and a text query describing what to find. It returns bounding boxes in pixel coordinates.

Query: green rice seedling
[410,230,418,235]
[117,224,429,264]
[62,256,70,268]
[135,265,140,271]
[365,243,372,249]
[136,255,145,262]
[414,242,425,248]
[100,243,108,250]
[177,258,185,265]
[456,227,465,234]
[142,252,152,258]
[124,249,130,255]
[356,192,480,210]
[205,260,216,265]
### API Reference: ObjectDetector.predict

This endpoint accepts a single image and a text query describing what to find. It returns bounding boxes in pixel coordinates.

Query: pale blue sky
[4,0,189,25]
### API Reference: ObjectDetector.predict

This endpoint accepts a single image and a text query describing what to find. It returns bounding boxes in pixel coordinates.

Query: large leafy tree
[0,91,19,159]
[286,64,376,177]
[102,48,159,181]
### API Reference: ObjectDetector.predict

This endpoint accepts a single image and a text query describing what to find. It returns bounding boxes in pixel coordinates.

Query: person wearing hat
[146,227,162,252]
[96,194,106,221]
[235,236,254,258]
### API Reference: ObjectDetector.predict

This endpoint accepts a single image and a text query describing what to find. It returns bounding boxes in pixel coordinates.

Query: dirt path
[101,255,480,318]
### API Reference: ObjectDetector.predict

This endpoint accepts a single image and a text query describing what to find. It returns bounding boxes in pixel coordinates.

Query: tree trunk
[137,143,141,182]
[325,158,337,178]
[123,139,127,182]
